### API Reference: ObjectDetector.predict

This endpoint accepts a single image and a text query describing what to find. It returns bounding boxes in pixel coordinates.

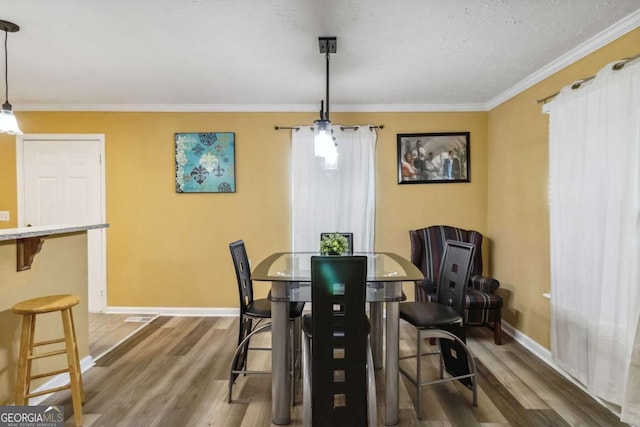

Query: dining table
[251,251,424,426]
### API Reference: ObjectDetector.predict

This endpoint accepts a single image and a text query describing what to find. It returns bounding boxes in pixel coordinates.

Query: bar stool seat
[13,294,84,426]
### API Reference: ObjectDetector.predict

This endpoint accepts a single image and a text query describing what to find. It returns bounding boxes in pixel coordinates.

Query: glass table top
[252,252,423,283]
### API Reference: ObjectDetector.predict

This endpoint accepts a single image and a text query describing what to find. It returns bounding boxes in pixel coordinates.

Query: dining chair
[399,240,478,419]
[302,256,377,427]
[227,240,305,403]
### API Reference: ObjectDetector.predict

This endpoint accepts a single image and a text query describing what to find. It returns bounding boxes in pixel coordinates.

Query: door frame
[16,134,107,311]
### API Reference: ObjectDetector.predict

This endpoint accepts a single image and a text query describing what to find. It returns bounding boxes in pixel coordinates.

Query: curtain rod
[274,125,384,131]
[536,52,640,105]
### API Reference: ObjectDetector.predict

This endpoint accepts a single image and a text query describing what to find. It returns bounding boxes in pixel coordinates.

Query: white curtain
[544,59,640,424]
[291,125,376,252]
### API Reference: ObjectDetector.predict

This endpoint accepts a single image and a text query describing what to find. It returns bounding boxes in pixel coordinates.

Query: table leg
[271,281,291,425]
[369,301,383,370]
[385,282,401,426]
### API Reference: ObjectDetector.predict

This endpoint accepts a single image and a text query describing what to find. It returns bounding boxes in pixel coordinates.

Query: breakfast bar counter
[0,223,107,404]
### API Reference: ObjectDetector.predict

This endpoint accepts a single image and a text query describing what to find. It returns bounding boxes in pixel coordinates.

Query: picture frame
[175,132,236,193]
[397,132,470,184]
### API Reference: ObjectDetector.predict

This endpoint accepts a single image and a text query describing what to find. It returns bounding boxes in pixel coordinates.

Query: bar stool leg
[61,308,84,426]
[25,314,37,402]
[69,309,85,401]
[14,314,34,405]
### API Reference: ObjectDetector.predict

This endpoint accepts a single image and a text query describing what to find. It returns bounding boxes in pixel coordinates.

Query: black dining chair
[399,240,478,419]
[302,256,377,427]
[227,240,305,403]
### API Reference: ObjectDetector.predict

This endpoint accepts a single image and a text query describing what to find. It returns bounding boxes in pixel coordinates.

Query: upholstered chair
[409,225,503,344]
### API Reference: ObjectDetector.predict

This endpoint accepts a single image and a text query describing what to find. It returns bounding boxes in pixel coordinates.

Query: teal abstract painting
[175,132,235,193]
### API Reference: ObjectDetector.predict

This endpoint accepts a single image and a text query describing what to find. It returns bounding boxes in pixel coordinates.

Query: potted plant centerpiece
[320,233,349,255]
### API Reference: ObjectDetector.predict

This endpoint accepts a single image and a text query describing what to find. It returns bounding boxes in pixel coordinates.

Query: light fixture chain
[325,51,330,121]
[4,29,8,103]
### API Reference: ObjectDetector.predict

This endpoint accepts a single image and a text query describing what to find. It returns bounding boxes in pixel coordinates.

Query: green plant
[320,233,349,255]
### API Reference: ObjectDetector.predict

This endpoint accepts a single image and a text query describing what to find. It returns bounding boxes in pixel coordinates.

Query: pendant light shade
[0,20,22,135]
[313,118,333,157]
[0,102,21,135]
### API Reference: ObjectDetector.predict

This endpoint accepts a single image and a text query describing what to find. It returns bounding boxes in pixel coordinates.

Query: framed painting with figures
[397,132,470,184]
[175,132,236,193]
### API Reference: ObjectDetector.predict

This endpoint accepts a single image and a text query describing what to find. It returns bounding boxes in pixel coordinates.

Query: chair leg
[228,322,271,403]
[235,315,254,375]
[302,333,311,427]
[366,336,377,427]
[291,318,301,406]
[465,340,479,407]
[294,317,302,379]
[438,341,444,380]
[416,328,423,420]
[494,309,502,345]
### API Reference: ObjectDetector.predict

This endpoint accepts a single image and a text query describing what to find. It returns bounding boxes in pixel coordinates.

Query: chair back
[310,256,368,426]
[229,240,253,316]
[409,225,482,298]
[320,232,354,255]
[436,240,476,316]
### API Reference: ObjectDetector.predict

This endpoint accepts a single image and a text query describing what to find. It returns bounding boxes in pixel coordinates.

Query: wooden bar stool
[13,294,84,426]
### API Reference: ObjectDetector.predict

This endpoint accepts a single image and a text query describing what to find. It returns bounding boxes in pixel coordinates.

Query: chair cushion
[302,313,371,337]
[246,298,305,319]
[399,301,461,328]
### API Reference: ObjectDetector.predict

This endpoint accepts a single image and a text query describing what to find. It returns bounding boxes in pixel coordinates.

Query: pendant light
[0,20,22,135]
[314,37,337,169]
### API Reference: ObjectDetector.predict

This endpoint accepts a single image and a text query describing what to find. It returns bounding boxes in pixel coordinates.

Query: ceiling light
[0,20,21,135]
[314,37,337,166]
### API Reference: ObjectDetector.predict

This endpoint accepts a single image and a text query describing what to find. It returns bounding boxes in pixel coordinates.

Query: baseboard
[501,320,554,365]
[500,320,617,417]
[103,306,238,317]
[28,356,95,406]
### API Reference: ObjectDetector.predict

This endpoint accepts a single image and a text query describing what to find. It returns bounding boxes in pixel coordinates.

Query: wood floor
[44,315,626,426]
[88,313,156,358]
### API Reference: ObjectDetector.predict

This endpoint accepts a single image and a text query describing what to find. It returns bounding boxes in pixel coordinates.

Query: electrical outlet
[0,211,10,221]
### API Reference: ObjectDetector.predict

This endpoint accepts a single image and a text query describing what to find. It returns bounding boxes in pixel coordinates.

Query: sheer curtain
[291,125,376,252]
[544,59,640,424]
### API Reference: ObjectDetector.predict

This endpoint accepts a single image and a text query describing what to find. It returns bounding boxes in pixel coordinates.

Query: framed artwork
[397,132,470,184]
[175,132,235,193]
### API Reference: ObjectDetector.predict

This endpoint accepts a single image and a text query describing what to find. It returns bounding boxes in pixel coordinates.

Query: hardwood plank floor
[46,316,626,426]
[88,313,157,359]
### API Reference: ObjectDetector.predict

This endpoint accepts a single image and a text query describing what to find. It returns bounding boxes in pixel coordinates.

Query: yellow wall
[487,28,640,348]
[0,232,89,404]
[0,111,488,307]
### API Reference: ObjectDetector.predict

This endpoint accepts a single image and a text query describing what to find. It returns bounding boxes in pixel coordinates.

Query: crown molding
[485,9,640,110]
[335,103,486,112]
[15,103,487,113]
[15,104,320,112]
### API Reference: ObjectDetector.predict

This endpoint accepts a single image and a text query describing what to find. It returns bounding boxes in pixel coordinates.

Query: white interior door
[17,134,107,312]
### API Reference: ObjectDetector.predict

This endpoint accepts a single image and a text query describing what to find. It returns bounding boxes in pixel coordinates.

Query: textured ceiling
[1,0,639,110]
